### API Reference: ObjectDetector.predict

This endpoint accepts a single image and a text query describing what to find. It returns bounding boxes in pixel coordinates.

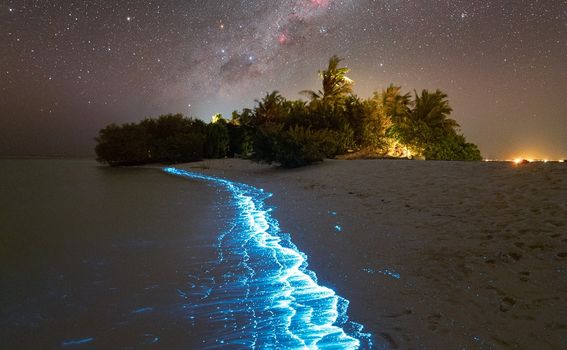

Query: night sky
[1,1,566,159]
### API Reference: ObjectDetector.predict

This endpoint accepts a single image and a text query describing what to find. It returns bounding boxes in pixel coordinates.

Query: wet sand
[178,159,567,349]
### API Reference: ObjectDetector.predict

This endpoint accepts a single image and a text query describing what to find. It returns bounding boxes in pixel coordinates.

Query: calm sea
[0,159,371,349]
[0,159,228,349]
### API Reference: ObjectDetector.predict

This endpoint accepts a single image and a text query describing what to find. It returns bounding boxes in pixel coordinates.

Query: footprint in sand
[378,332,399,348]
[501,252,522,262]
[499,297,516,312]
[427,313,442,331]
[518,271,530,282]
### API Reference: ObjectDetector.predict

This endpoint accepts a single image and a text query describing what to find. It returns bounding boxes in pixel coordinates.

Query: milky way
[177,0,352,99]
[1,1,566,158]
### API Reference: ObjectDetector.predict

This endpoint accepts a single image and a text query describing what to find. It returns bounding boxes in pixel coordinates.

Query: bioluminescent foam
[164,167,372,349]
[61,337,94,347]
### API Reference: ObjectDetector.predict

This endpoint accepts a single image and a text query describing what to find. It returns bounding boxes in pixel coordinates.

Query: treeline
[95,55,481,167]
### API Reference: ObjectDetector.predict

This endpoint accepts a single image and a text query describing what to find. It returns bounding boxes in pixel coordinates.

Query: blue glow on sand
[143,334,160,344]
[164,167,373,349]
[132,306,153,314]
[61,337,94,347]
[363,268,401,280]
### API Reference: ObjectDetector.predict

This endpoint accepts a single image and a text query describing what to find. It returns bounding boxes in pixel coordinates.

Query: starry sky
[1,1,566,159]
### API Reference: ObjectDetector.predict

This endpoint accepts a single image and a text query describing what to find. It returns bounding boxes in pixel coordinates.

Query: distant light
[559,160,565,163]
[126,16,131,21]
[513,158,523,165]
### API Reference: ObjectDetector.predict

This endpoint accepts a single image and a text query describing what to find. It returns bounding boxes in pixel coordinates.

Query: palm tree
[254,91,286,125]
[378,84,412,125]
[385,88,458,157]
[411,89,459,134]
[301,55,353,105]
[372,85,412,156]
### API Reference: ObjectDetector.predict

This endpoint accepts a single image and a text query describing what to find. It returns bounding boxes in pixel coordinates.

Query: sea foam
[164,167,372,349]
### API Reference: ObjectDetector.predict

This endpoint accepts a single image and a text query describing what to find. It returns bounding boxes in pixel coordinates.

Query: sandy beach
[176,159,567,349]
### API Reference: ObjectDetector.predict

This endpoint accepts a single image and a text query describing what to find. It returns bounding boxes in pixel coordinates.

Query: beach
[177,159,567,349]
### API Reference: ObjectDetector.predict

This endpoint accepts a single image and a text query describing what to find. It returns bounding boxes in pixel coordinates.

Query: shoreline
[164,167,371,348]
[175,158,567,349]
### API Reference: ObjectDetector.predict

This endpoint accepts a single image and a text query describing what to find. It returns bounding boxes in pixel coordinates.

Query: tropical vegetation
[95,55,481,167]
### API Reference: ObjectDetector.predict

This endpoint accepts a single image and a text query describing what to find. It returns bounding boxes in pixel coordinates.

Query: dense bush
[272,126,327,168]
[95,56,482,167]
[250,125,345,168]
[205,116,230,159]
[95,123,151,166]
[95,114,207,165]
[153,133,205,163]
[424,133,482,161]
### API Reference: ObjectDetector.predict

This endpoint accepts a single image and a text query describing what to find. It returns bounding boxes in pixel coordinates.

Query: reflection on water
[164,167,372,349]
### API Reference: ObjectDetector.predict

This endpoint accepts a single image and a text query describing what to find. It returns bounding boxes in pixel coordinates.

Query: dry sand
[177,159,567,349]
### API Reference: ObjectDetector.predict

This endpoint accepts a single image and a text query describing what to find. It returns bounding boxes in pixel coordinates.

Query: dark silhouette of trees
[95,56,482,167]
[95,123,151,166]
[205,114,229,158]
[95,114,207,165]
[301,55,353,105]
[254,91,287,125]
[142,114,207,163]
[227,109,254,157]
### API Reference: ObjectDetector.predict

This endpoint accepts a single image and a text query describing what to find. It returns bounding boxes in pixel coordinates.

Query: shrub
[153,133,205,163]
[424,133,482,161]
[205,121,229,158]
[95,123,150,166]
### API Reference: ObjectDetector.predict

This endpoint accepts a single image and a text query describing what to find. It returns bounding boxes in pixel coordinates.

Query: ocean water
[0,159,370,349]
[0,159,226,349]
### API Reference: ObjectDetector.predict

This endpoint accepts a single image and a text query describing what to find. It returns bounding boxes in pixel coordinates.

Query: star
[1,0,566,158]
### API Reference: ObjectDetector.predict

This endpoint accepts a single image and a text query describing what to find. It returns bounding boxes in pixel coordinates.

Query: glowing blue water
[164,167,372,349]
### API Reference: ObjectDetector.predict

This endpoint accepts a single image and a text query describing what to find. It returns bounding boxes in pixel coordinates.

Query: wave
[164,167,372,349]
